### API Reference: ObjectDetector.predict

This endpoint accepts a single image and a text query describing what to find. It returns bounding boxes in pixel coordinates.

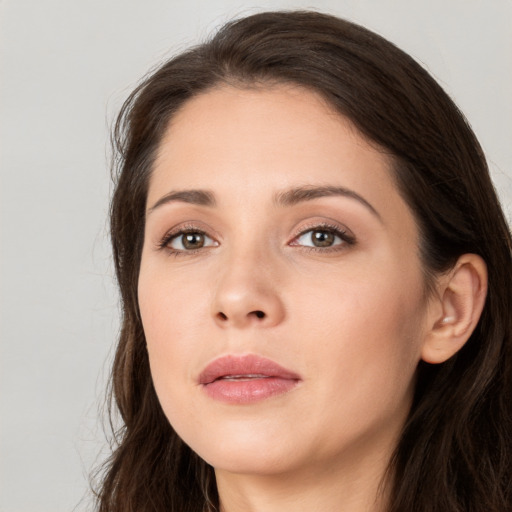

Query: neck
[215,445,393,512]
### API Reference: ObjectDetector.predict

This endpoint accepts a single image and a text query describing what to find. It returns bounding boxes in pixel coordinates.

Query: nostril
[215,310,266,323]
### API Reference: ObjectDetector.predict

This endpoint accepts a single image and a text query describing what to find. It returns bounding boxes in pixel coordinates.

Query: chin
[182,420,304,476]
[203,446,299,477]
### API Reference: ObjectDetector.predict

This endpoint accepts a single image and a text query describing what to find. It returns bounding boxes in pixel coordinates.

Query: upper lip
[199,354,301,385]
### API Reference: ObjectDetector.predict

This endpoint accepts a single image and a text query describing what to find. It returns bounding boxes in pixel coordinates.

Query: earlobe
[421,254,488,364]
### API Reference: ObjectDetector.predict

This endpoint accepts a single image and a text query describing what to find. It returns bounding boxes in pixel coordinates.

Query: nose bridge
[211,238,285,328]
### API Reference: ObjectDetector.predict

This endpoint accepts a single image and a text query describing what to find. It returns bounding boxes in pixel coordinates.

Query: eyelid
[289,221,356,248]
[154,219,355,254]
[157,222,220,253]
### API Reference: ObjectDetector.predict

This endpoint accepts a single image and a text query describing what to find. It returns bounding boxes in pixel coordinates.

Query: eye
[292,226,355,249]
[163,230,218,252]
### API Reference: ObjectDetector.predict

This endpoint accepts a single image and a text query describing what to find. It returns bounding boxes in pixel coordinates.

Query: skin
[138,85,441,512]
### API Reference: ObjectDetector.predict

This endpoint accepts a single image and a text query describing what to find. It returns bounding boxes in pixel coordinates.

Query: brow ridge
[147,189,216,214]
[274,185,381,219]
[147,185,380,220]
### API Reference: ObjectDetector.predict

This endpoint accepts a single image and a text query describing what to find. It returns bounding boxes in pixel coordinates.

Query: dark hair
[95,10,512,511]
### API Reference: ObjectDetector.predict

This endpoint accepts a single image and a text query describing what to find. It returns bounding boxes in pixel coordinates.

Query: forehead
[148,85,407,222]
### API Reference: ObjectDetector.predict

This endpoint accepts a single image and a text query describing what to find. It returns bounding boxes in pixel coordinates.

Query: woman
[95,10,512,512]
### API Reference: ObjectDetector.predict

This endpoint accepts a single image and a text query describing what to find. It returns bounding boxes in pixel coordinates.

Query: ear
[421,254,488,364]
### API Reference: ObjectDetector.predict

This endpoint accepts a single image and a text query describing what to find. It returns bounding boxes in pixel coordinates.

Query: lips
[199,354,301,404]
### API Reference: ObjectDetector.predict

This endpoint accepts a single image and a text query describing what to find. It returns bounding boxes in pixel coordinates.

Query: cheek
[138,265,206,397]
[138,258,210,340]
[295,265,426,408]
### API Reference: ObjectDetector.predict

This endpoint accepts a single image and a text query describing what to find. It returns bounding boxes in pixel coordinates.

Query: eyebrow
[274,185,381,220]
[147,189,216,214]
[147,185,380,220]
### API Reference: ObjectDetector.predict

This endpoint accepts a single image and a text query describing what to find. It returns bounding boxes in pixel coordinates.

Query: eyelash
[158,225,215,257]
[157,222,356,256]
[290,223,356,252]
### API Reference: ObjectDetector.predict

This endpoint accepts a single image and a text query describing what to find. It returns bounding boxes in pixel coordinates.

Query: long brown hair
[95,11,512,511]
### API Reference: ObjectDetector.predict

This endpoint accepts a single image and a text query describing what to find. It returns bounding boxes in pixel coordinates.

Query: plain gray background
[1,1,511,510]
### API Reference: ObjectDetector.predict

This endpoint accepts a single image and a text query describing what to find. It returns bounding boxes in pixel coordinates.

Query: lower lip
[202,377,299,404]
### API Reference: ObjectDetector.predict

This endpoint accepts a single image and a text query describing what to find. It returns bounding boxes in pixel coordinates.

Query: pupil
[312,230,334,247]
[183,233,204,249]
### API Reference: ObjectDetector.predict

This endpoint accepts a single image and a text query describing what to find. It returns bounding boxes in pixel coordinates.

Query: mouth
[199,354,301,404]
[216,374,271,381]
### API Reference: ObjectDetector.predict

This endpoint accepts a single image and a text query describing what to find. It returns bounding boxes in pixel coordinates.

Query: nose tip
[212,271,285,328]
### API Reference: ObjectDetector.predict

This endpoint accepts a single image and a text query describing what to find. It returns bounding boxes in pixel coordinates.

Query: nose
[211,251,286,329]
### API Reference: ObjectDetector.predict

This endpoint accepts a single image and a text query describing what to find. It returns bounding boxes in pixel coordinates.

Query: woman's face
[138,85,432,477]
